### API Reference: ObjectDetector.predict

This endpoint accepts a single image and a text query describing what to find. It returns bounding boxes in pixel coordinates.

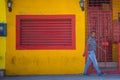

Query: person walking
[83,31,105,76]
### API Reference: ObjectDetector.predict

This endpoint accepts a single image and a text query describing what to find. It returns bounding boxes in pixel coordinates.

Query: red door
[87,0,119,74]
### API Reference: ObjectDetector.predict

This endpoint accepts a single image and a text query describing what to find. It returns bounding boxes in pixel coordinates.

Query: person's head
[91,31,96,38]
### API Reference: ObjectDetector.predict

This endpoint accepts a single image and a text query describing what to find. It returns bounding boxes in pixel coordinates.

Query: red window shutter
[16,15,75,50]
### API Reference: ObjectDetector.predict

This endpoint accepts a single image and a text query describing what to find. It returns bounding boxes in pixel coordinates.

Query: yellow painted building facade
[0,0,119,76]
[6,0,85,75]
[0,0,6,70]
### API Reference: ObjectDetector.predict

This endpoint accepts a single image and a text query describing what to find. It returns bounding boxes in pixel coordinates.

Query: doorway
[86,0,119,73]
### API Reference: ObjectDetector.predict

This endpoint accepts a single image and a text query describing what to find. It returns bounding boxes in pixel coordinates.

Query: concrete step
[91,62,118,71]
[98,62,118,68]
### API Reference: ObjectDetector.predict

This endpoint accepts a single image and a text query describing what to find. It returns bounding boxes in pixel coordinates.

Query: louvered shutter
[16,15,75,50]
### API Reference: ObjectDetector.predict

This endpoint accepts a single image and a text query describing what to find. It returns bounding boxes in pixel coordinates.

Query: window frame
[16,15,76,50]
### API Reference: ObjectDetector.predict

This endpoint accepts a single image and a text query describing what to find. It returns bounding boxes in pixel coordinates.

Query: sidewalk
[1,74,120,80]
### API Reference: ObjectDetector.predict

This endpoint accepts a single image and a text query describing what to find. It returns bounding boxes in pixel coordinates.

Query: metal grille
[88,0,111,6]
[86,0,117,73]
[87,0,112,62]
[16,15,75,50]
[87,10,112,62]
[87,0,112,11]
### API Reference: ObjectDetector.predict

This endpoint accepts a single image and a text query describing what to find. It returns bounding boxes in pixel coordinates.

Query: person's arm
[83,44,88,57]
[95,38,106,53]
[83,41,89,57]
[96,44,106,53]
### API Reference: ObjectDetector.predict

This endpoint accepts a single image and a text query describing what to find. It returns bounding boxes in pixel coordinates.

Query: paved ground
[1,74,120,80]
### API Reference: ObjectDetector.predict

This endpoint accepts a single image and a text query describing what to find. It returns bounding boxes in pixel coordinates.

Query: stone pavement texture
[1,74,120,80]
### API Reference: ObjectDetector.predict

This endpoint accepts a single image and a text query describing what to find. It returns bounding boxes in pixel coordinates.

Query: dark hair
[91,31,96,34]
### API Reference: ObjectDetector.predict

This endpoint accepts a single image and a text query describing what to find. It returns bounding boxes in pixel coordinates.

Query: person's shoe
[98,72,106,76]
[83,73,90,76]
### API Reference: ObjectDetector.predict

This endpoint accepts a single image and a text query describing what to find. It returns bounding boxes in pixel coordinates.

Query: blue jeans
[83,51,101,74]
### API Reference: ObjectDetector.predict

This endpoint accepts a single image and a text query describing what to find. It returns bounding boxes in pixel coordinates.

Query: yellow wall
[112,0,120,61]
[112,44,118,62]
[112,0,120,20]
[0,0,6,70]
[6,0,85,75]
